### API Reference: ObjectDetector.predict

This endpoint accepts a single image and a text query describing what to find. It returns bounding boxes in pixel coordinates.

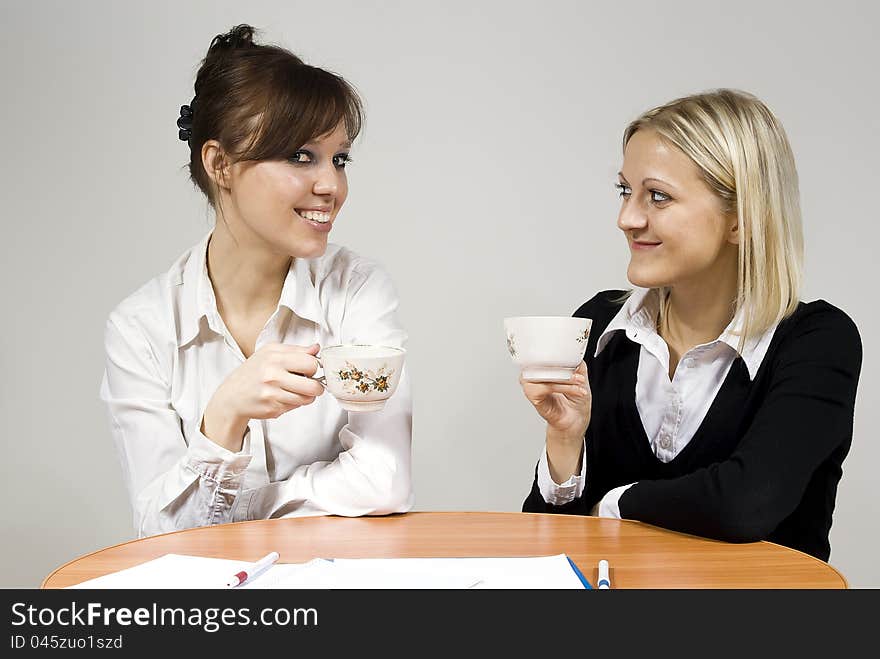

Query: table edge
[41,510,848,589]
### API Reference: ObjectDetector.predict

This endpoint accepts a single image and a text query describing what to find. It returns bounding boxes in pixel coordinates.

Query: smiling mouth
[295,209,332,224]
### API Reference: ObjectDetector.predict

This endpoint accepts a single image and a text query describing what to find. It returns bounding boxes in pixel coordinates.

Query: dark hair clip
[177,99,196,142]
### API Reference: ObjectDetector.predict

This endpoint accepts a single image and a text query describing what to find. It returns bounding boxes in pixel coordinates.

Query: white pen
[226,551,280,588]
[598,559,611,589]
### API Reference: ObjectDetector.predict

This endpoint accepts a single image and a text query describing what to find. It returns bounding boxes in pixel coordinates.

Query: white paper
[332,554,586,589]
[67,553,587,589]
[65,555,479,590]
[258,559,482,589]
[67,554,246,589]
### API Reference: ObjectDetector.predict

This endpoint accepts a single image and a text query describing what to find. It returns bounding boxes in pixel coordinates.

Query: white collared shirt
[538,287,777,516]
[100,231,413,537]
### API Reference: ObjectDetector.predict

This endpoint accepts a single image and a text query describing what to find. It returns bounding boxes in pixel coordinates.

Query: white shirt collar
[175,230,326,347]
[595,287,777,380]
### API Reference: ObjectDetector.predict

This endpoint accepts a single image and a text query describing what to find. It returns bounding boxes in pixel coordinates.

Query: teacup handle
[293,356,326,387]
[313,356,326,387]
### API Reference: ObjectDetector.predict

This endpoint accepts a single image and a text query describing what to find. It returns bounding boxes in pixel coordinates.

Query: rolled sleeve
[101,314,254,537]
[184,426,253,482]
[537,440,587,505]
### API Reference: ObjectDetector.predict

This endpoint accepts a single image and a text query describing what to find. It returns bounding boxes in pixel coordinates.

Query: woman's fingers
[521,383,589,410]
[273,388,318,413]
[275,345,321,377]
[519,367,586,386]
[516,362,591,434]
[522,381,587,396]
[521,371,587,393]
[277,371,326,398]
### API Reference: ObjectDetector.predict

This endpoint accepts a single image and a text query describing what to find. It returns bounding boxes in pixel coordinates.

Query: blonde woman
[520,89,861,561]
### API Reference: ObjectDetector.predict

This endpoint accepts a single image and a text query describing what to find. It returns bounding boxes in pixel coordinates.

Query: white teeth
[298,210,331,223]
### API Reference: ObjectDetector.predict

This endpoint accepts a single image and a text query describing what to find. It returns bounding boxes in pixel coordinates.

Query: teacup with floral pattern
[504,316,592,382]
[318,344,406,412]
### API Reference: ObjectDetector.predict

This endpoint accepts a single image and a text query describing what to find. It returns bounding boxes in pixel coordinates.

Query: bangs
[237,62,363,161]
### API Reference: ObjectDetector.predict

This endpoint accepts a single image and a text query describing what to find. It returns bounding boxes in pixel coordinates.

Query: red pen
[226,551,280,588]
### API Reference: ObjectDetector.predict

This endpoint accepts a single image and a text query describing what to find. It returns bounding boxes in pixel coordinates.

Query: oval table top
[42,511,846,589]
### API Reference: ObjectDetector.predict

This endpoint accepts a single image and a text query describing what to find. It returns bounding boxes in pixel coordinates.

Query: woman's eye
[650,190,671,203]
[615,183,632,198]
[333,153,352,168]
[288,150,313,164]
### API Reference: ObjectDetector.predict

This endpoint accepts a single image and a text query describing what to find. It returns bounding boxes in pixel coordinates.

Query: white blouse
[538,287,777,516]
[100,231,413,537]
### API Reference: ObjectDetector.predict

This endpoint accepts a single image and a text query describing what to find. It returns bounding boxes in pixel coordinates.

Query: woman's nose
[617,200,648,232]
[312,162,339,196]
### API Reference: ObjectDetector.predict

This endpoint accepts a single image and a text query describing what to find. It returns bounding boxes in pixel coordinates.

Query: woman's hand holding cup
[506,315,592,482]
[202,342,325,452]
[520,361,591,437]
[520,362,592,483]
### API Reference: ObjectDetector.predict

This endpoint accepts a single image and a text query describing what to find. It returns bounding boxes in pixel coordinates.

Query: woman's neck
[206,220,291,319]
[660,256,739,354]
[663,285,735,350]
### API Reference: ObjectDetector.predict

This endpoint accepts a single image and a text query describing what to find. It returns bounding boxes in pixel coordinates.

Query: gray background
[2,0,877,587]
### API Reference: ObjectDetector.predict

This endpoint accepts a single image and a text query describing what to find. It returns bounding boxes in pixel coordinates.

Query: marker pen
[598,559,611,589]
[226,551,280,588]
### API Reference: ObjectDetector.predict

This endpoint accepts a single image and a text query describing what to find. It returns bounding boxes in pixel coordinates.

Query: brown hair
[183,24,364,206]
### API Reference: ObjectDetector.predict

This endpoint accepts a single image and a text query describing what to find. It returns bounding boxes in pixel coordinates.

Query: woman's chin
[303,241,328,258]
[283,235,328,259]
[627,264,665,289]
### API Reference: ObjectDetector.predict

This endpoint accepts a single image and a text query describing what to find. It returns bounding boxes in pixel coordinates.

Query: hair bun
[209,24,256,53]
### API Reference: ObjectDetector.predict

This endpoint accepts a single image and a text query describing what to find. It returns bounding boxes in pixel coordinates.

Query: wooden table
[42,511,846,589]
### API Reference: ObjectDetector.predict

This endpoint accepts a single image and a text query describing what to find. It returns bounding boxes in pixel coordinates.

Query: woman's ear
[201,140,232,191]
[727,214,740,246]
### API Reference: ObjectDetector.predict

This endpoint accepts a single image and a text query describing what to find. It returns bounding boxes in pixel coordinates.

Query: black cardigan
[522,290,862,561]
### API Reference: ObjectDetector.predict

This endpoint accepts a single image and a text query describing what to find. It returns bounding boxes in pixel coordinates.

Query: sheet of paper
[252,559,481,589]
[243,559,337,589]
[67,554,245,589]
[67,555,339,590]
[332,554,586,589]
[66,553,586,589]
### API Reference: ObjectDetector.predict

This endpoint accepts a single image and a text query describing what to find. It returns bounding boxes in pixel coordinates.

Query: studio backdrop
[1,0,877,587]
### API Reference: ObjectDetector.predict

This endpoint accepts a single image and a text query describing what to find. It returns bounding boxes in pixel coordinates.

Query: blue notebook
[566,556,593,589]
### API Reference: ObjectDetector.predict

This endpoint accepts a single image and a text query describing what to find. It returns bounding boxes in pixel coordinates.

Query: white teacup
[503,316,592,382]
[318,344,406,412]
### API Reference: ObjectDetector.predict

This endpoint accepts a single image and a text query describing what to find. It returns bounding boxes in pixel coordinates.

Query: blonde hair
[623,89,804,348]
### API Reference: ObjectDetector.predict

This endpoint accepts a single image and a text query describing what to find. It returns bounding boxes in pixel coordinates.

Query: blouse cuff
[185,424,253,483]
[595,483,636,519]
[536,440,586,505]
